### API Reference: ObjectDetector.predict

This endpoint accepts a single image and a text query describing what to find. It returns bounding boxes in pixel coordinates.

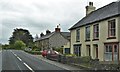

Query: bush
[53,48,63,54]
[24,50,41,55]
[81,56,91,63]
[13,40,26,50]
[64,54,76,57]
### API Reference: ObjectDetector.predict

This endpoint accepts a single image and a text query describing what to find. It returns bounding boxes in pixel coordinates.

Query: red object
[42,50,48,57]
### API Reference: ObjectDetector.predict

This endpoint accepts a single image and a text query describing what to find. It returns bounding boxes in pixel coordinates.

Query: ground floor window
[104,43,119,62]
[74,44,81,56]
[64,48,70,54]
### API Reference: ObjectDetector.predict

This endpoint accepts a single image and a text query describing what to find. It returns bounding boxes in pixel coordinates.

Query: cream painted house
[69,1,120,63]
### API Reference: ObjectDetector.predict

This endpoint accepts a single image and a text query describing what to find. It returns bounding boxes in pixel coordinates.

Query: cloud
[0,0,117,44]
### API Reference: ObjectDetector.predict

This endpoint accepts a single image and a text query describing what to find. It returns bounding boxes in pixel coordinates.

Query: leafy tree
[2,44,9,49]
[9,28,33,47]
[14,40,26,50]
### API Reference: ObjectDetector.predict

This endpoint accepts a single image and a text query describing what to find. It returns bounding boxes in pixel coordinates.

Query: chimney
[55,25,61,32]
[40,32,44,37]
[86,2,96,16]
[46,30,51,35]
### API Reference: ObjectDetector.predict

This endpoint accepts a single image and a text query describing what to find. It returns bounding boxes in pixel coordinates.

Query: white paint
[17,57,22,61]
[14,54,17,57]
[23,63,34,72]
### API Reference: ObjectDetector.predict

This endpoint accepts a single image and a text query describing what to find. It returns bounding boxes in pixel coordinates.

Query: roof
[70,1,120,30]
[38,32,55,40]
[37,32,70,41]
[60,32,70,40]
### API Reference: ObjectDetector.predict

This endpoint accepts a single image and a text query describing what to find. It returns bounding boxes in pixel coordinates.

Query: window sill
[107,37,116,39]
[85,40,90,42]
[76,41,80,42]
[92,39,99,41]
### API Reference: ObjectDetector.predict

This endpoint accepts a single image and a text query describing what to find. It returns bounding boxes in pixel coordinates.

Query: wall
[49,32,69,49]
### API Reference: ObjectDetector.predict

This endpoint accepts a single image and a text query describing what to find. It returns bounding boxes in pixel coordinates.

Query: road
[2,50,80,72]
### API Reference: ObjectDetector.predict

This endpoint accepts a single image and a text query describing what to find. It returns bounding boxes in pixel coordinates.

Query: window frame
[93,24,99,40]
[108,19,116,38]
[104,43,119,61]
[76,28,80,42]
[85,26,90,41]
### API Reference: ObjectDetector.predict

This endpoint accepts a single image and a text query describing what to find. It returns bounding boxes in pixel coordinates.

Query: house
[35,25,70,54]
[69,1,120,63]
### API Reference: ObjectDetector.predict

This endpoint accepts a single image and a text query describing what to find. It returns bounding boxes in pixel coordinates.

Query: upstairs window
[85,26,90,41]
[93,24,99,40]
[76,29,80,42]
[108,19,116,38]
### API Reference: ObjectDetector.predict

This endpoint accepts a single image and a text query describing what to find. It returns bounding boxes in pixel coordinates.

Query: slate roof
[70,1,120,30]
[38,32,55,40]
[60,32,70,40]
[38,32,70,41]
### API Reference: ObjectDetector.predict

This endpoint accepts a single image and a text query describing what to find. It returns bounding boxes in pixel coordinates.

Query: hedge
[24,50,41,55]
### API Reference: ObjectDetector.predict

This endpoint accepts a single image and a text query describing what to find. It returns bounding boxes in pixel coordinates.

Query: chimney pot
[46,30,51,35]
[89,2,93,6]
[86,2,96,16]
[40,32,44,37]
[55,25,61,32]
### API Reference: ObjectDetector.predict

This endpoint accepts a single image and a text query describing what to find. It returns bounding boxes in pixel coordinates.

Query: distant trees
[9,28,34,49]
[14,40,26,50]
[2,44,9,49]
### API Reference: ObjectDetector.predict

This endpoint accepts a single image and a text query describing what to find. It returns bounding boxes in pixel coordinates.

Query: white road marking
[17,57,22,61]
[23,63,34,72]
[14,54,17,57]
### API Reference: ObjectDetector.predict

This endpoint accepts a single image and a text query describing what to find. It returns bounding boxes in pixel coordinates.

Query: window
[74,44,81,56]
[114,45,118,52]
[76,29,80,42]
[108,19,116,37]
[64,48,70,54]
[85,26,90,41]
[93,24,99,39]
[104,44,118,61]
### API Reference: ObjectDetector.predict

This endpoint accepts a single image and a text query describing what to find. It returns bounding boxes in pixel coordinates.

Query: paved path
[33,55,81,70]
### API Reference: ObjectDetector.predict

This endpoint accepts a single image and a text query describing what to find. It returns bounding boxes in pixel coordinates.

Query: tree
[9,28,33,47]
[14,40,26,50]
[2,44,9,49]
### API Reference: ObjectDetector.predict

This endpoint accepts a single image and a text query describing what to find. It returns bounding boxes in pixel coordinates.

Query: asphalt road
[2,50,71,72]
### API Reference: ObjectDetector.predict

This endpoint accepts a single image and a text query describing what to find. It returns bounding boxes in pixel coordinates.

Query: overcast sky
[0,0,117,44]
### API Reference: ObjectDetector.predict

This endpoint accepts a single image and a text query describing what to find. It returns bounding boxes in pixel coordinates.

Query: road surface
[2,50,80,72]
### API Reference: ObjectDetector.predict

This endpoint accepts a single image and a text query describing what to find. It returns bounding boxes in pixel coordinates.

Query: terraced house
[69,1,120,63]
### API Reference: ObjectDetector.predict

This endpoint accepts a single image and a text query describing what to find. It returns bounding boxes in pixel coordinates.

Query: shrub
[64,54,76,57]
[81,56,91,63]
[24,50,41,55]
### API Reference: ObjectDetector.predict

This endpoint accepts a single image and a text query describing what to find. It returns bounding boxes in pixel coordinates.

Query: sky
[0,0,117,44]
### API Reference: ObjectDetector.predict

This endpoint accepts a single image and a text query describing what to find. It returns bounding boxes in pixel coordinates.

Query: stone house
[69,1,120,63]
[35,26,70,54]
